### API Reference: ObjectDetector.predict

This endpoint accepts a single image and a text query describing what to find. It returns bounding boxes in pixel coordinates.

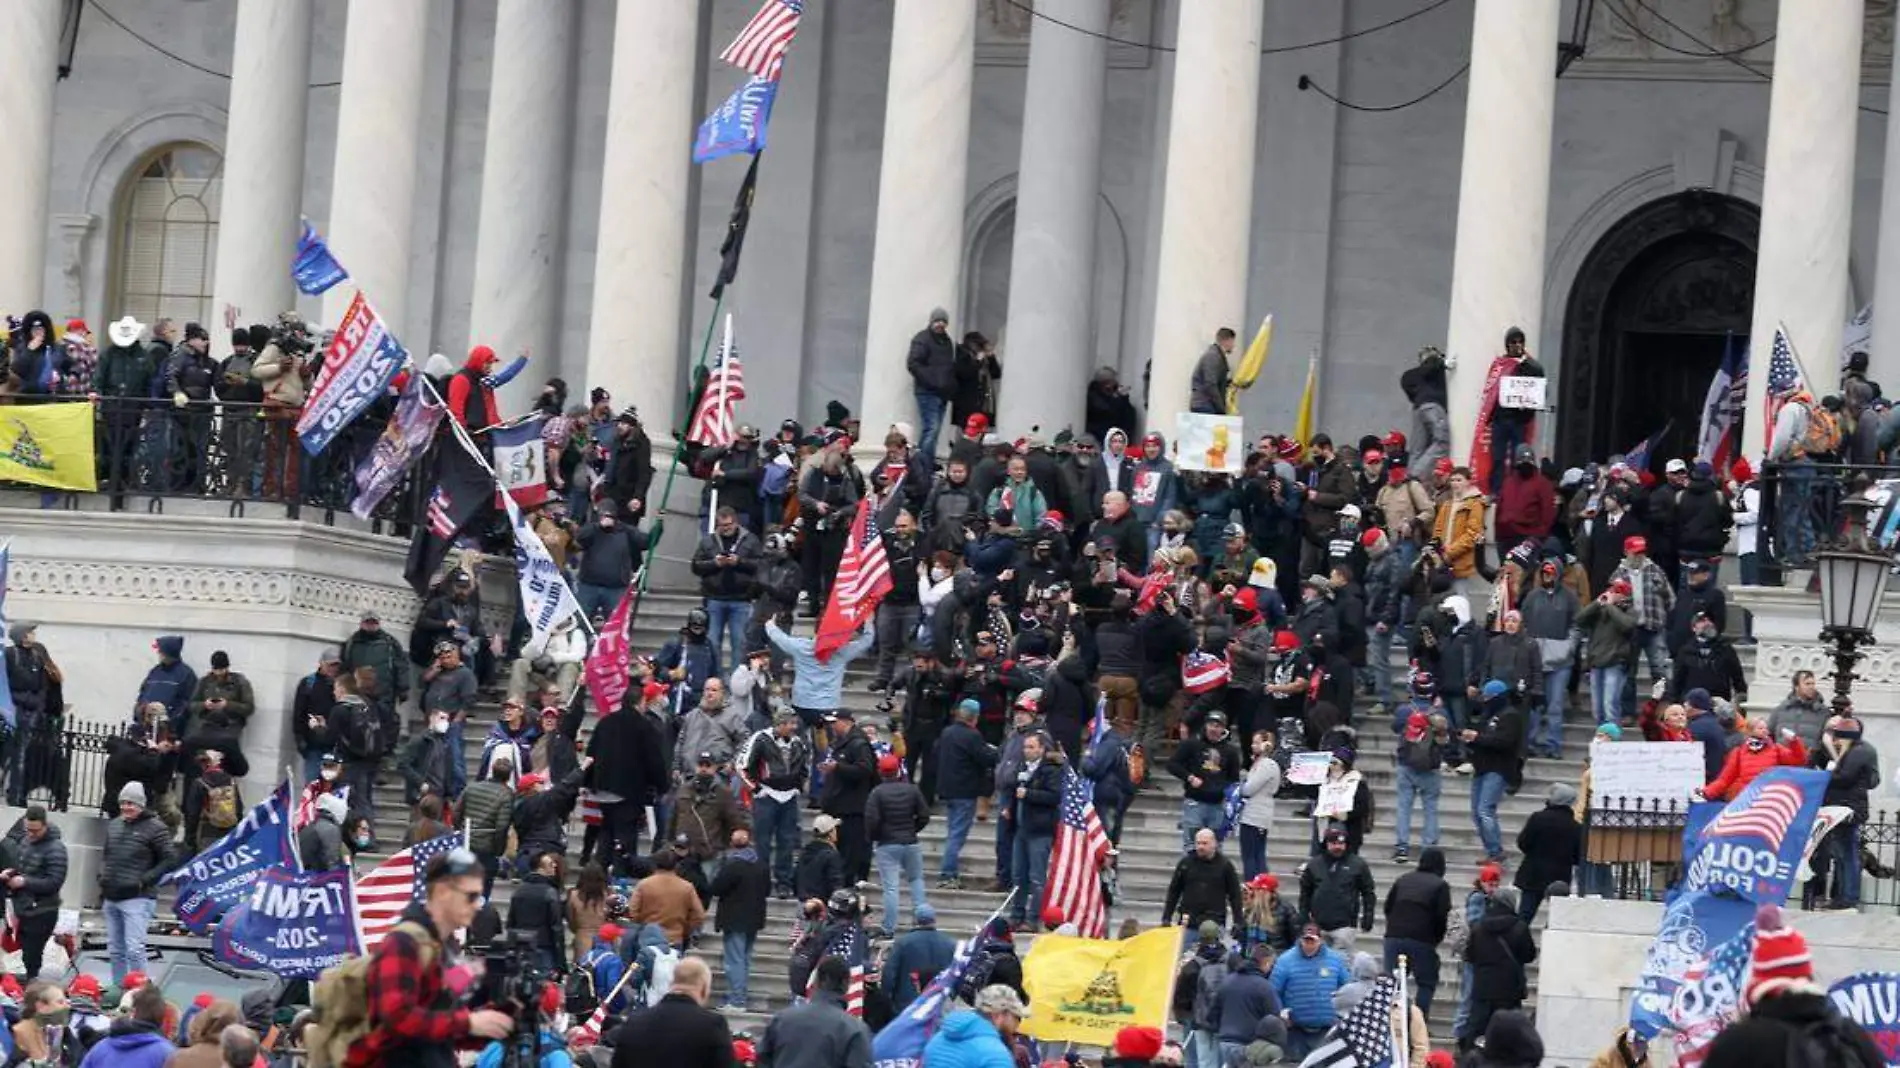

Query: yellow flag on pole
[0,402,96,491]
[1293,352,1318,449]
[1019,924,1180,1046]
[1226,313,1273,414]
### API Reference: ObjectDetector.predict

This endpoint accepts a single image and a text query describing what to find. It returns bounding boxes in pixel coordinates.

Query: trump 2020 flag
[1629,889,1757,1039]
[297,294,407,456]
[1679,767,1829,905]
[214,865,361,979]
[694,76,778,164]
[872,925,994,1068]
[160,782,298,932]
[502,492,583,649]
[291,219,348,295]
[490,416,550,509]
[1667,917,1759,1068]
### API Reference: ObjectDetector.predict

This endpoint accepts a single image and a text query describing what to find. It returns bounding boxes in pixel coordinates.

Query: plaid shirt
[345,909,469,1068]
[1610,559,1674,631]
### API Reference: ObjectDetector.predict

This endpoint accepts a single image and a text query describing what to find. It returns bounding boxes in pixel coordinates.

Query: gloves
[172,392,189,409]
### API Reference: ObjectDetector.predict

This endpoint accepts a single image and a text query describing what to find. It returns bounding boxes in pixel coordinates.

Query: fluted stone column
[1442,0,1558,462]
[859,0,977,447]
[321,0,430,340]
[1743,1,1865,454]
[0,1,59,313]
[1868,30,1900,388]
[210,0,313,355]
[997,0,1110,437]
[585,1,700,437]
[1147,0,1264,435]
[468,0,576,412]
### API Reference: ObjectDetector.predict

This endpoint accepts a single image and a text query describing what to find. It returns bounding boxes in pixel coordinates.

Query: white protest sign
[1589,741,1705,807]
[1174,413,1245,474]
[1315,772,1361,820]
[1287,752,1333,786]
[1498,376,1547,410]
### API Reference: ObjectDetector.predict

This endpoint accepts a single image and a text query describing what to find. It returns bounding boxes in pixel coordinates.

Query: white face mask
[320,768,340,782]
[430,718,449,735]
[930,567,950,583]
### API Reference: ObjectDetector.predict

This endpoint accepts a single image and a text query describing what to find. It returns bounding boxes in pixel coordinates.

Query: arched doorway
[1558,190,1759,469]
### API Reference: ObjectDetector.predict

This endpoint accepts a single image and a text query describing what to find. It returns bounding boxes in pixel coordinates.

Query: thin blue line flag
[694,76,778,163]
[292,219,349,296]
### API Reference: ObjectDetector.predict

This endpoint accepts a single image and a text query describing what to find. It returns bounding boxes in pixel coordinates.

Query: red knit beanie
[1747,904,1819,1004]
[1114,1026,1166,1061]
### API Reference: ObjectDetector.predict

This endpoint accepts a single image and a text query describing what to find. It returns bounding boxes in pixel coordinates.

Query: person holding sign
[1474,327,1544,495]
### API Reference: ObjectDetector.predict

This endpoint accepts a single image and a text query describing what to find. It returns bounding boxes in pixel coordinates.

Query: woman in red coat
[1703,717,1808,801]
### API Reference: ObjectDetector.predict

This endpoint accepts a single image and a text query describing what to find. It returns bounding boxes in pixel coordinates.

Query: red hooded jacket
[446,345,498,431]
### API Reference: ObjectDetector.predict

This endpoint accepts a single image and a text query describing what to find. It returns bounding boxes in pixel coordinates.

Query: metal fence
[0,396,431,532]
[1756,460,1900,585]
[5,716,118,814]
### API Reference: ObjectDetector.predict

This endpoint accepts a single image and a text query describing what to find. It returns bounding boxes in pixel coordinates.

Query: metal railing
[1757,460,1900,585]
[1581,798,1688,902]
[0,395,431,532]
[3,716,117,814]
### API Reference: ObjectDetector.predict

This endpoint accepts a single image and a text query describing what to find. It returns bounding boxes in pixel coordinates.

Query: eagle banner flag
[1020,925,1178,1046]
[159,782,297,932]
[0,402,95,491]
[213,865,361,979]
[1678,767,1828,905]
[297,293,408,456]
[490,416,550,509]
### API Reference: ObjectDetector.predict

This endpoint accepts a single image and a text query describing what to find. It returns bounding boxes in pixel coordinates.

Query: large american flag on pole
[721,0,804,81]
[814,498,892,662]
[1763,324,1807,452]
[805,921,867,1016]
[1046,767,1112,938]
[688,327,746,448]
[355,832,464,951]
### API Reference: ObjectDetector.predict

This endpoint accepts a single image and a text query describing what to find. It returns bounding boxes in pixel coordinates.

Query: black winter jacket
[935,721,998,801]
[588,710,669,806]
[1008,759,1063,838]
[1169,736,1241,805]
[507,872,567,963]
[1466,898,1537,1002]
[1703,991,1887,1068]
[100,812,173,901]
[819,729,877,816]
[794,840,845,903]
[513,769,583,856]
[1514,804,1583,894]
[866,781,931,846]
[1162,852,1244,929]
[692,527,763,602]
[1382,851,1450,945]
[709,852,771,935]
[1299,852,1376,931]
[1,821,65,918]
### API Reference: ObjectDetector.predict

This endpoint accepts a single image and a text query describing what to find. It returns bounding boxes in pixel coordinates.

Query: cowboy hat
[107,315,145,348]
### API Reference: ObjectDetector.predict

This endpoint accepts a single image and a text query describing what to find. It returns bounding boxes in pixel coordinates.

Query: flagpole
[1395,955,1411,1068]
[635,291,728,624]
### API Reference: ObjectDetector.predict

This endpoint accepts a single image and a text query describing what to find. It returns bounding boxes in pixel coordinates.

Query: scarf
[1470,353,1537,488]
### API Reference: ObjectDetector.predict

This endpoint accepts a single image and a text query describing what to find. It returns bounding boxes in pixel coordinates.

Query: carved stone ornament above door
[1575,0,1894,82]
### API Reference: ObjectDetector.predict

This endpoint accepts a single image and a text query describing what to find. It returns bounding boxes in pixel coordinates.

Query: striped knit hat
[1747,904,1820,1005]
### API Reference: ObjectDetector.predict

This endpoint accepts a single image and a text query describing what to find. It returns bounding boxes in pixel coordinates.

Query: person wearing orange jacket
[1702,716,1807,802]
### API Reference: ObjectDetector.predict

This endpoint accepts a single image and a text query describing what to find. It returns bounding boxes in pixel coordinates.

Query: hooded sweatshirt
[446,348,498,431]
[1129,437,1178,523]
[77,1018,172,1068]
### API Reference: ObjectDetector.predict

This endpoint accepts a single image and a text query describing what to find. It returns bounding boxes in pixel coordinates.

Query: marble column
[1147,0,1264,435]
[997,0,1110,437]
[1442,0,1558,462]
[322,0,430,340]
[210,0,314,356]
[468,0,575,413]
[1870,35,1900,389]
[859,0,976,446]
[585,1,700,438]
[0,2,58,313]
[1743,0,1864,455]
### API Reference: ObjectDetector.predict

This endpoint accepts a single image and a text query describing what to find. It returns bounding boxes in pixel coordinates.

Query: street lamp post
[1814,494,1892,717]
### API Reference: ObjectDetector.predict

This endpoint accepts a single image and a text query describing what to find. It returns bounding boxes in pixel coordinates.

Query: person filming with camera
[345,848,514,1067]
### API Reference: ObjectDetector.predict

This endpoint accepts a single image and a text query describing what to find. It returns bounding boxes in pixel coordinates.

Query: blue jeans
[1191,1031,1220,1068]
[1384,938,1440,1016]
[577,581,623,622]
[1181,799,1224,852]
[1591,664,1626,726]
[1622,627,1670,719]
[941,799,977,878]
[754,795,801,892]
[1827,823,1863,905]
[300,749,326,788]
[1532,665,1570,753]
[1371,627,1395,705]
[1777,460,1817,563]
[1472,771,1507,857]
[722,929,756,1005]
[1010,833,1053,923]
[1489,420,1527,494]
[1239,824,1269,879]
[705,599,752,673]
[1739,552,1760,586]
[444,720,467,798]
[914,390,946,466]
[1454,963,1475,1037]
[876,842,929,929]
[1395,765,1441,850]
[1579,861,1613,897]
[104,897,156,983]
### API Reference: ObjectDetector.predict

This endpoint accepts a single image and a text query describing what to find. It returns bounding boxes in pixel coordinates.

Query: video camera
[477,931,556,1068]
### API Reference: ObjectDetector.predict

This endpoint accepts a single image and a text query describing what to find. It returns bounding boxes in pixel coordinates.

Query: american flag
[1298,973,1398,1068]
[355,832,464,951]
[805,921,866,1015]
[721,0,804,81]
[1046,767,1112,938]
[1763,324,1806,451]
[424,486,456,537]
[687,341,746,448]
[291,781,347,831]
[814,498,893,662]
[1704,781,1804,852]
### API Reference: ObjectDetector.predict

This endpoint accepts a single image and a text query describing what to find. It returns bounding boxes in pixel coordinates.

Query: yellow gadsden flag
[1293,352,1318,448]
[0,402,96,491]
[1225,313,1273,414]
[1020,924,1179,1046]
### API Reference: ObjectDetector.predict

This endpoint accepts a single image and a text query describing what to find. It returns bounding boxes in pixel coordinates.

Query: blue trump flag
[694,76,778,163]
[1828,972,1900,1064]
[1628,889,1757,1039]
[873,926,994,1068]
[159,781,297,931]
[292,220,348,295]
[0,544,13,728]
[214,865,361,979]
[1678,767,1829,905]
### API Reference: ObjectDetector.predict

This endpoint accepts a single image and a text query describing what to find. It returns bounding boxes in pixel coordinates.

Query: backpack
[339,702,381,762]
[306,920,437,1068]
[1398,735,1438,774]
[1796,399,1843,458]
[1191,957,1231,1032]
[954,947,1003,1004]
[202,779,240,830]
[563,964,598,1017]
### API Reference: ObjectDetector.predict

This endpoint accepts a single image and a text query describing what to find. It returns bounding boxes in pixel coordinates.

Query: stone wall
[1732,585,1900,777]
[1536,896,1900,1066]
[0,503,512,810]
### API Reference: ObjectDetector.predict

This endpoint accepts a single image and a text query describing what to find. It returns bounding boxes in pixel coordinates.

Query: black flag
[403,440,492,596]
[710,154,760,300]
